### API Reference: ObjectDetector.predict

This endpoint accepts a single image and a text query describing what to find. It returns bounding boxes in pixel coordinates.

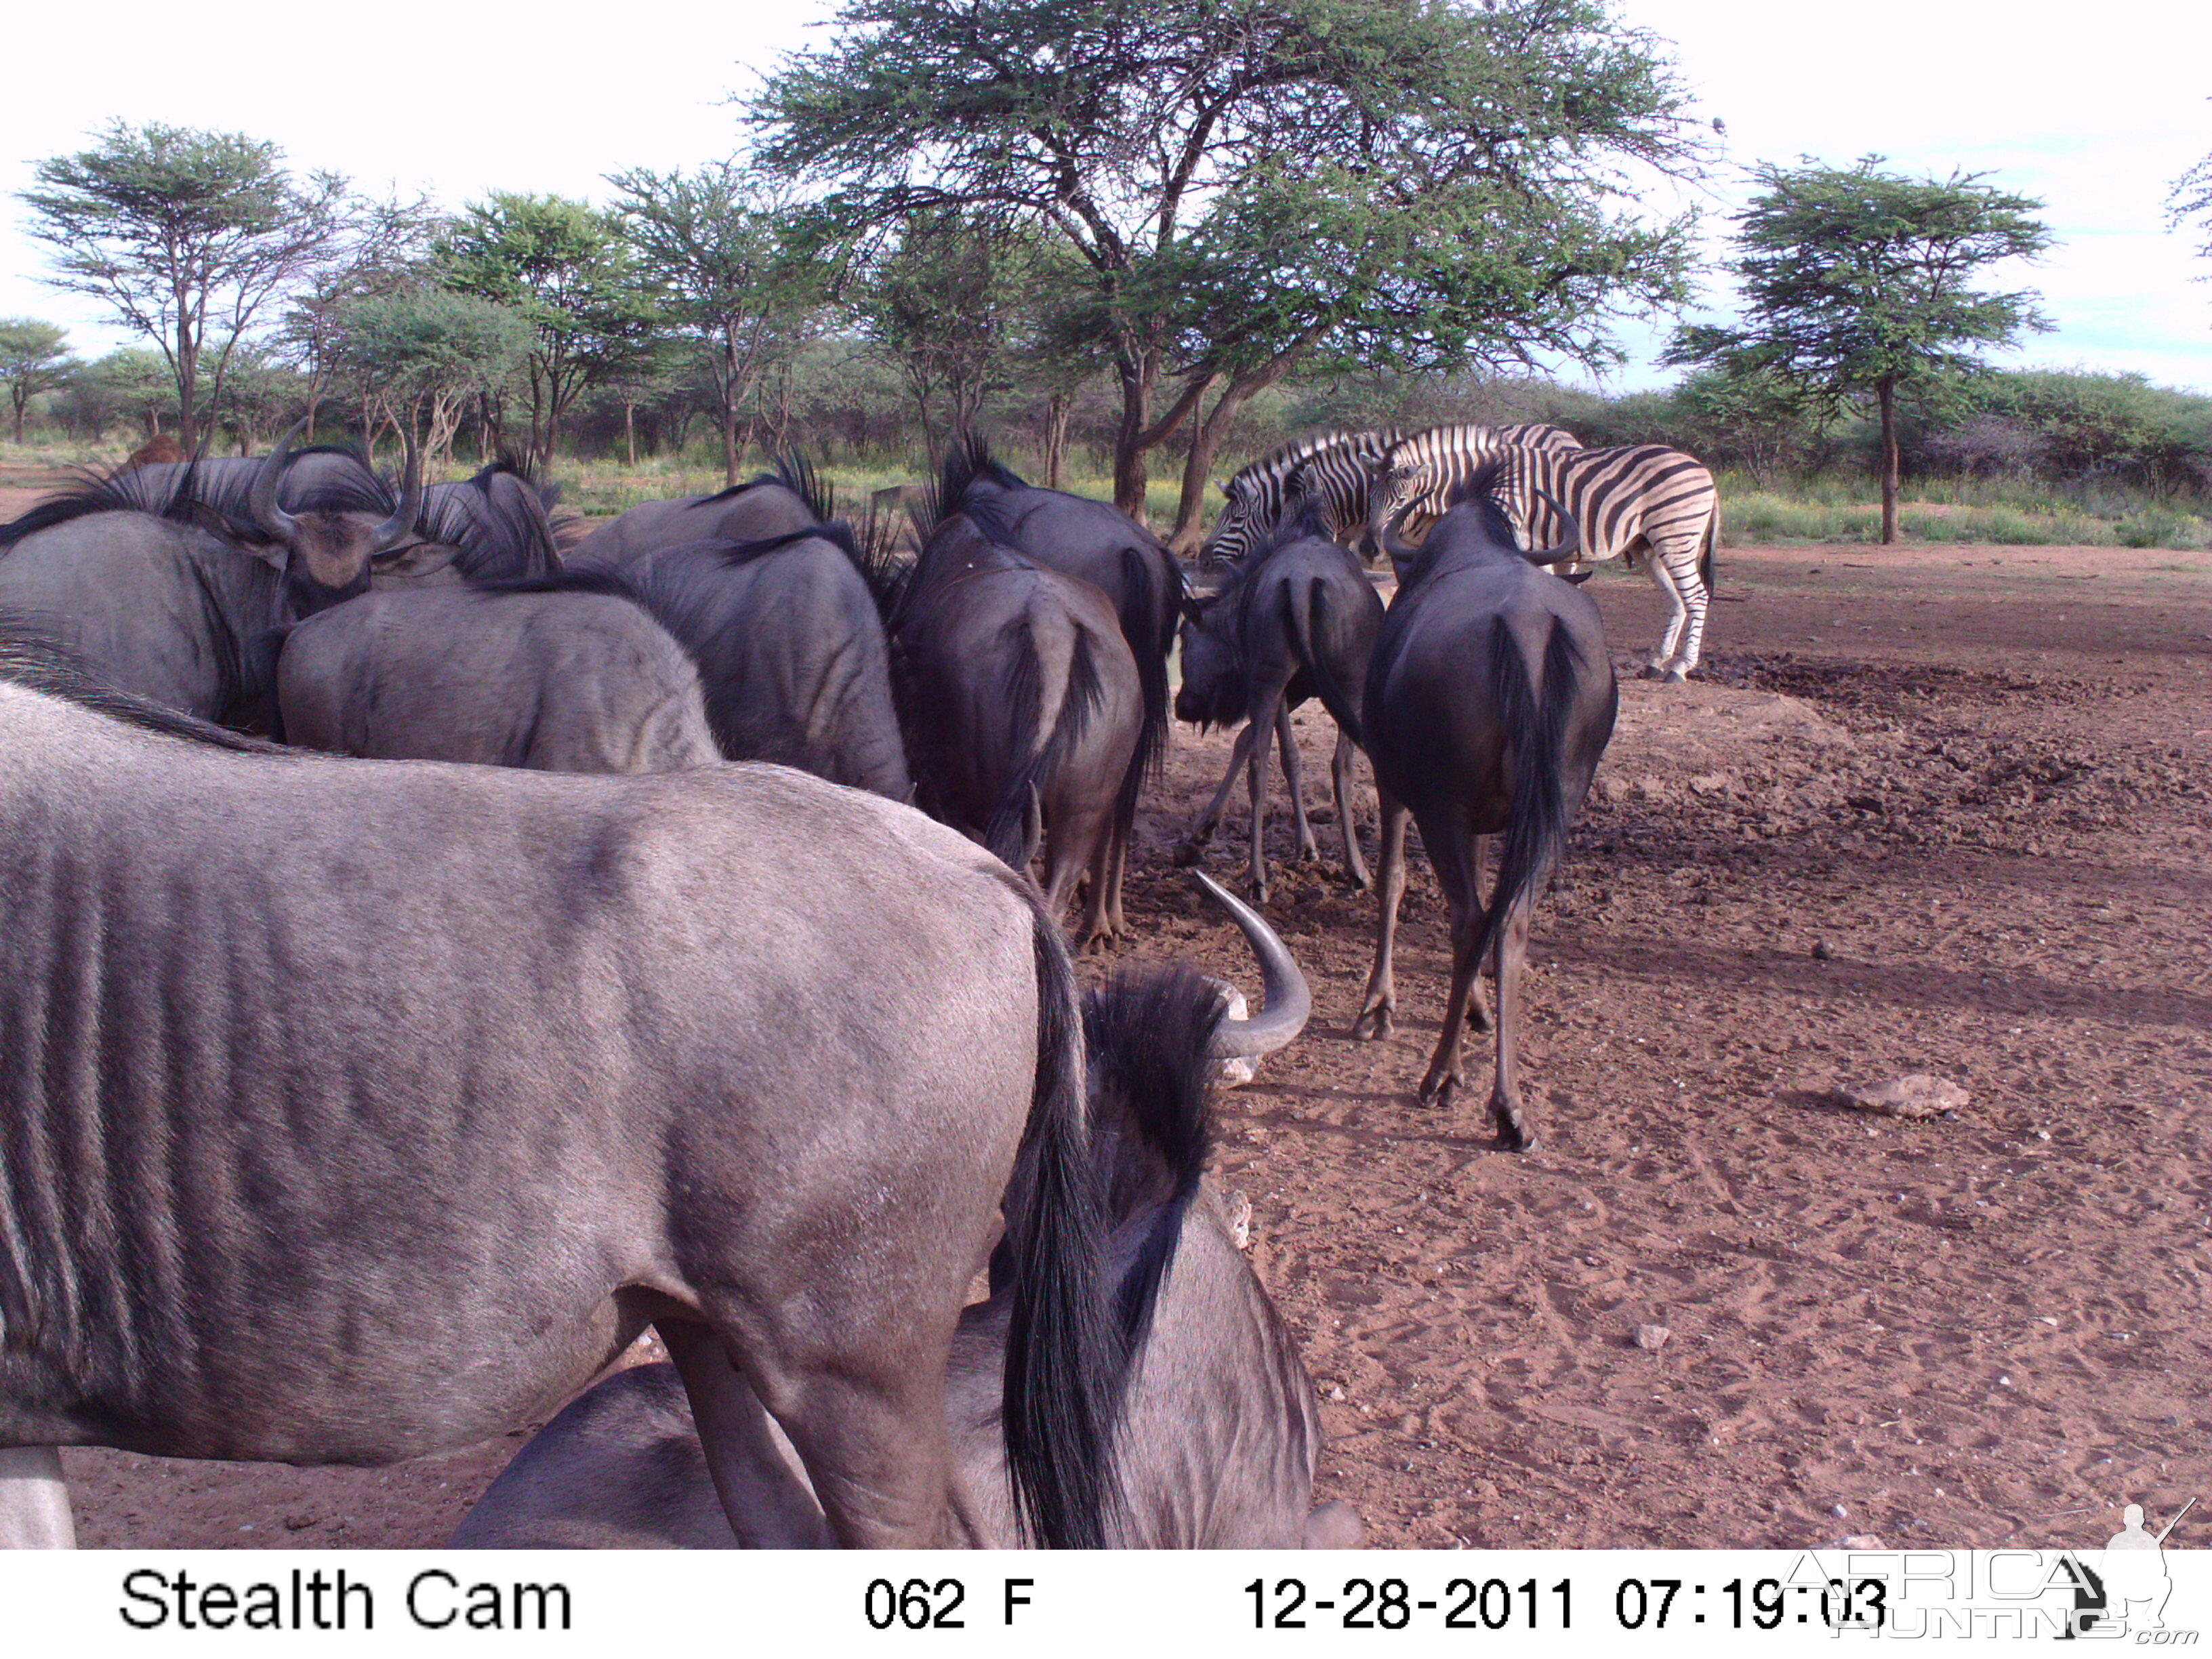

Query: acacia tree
[440,193,655,468]
[0,319,80,445]
[752,0,1705,531]
[281,191,441,442]
[18,123,350,451]
[331,287,533,470]
[605,164,823,485]
[1668,156,2052,544]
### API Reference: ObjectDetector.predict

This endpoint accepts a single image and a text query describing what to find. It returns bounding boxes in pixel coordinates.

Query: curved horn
[1522,485,1580,568]
[370,429,424,554]
[1195,871,1311,1062]
[249,419,306,543]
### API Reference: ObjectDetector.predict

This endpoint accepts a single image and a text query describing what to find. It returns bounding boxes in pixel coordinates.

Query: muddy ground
[52,538,2212,1551]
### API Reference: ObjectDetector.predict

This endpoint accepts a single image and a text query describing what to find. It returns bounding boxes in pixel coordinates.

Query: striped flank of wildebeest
[1203,427,1401,566]
[1490,443,1721,682]
[1360,422,1584,555]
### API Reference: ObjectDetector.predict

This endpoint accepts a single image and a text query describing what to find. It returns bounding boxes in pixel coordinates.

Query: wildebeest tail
[1003,907,1124,1549]
[1281,576,1364,747]
[1114,544,1174,838]
[1082,965,1217,1354]
[983,621,1109,868]
[1464,616,1581,975]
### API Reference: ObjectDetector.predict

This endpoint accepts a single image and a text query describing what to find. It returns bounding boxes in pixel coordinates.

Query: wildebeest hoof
[1662,667,1688,684]
[1493,1105,1534,1152]
[1296,843,1321,863]
[1418,1076,1460,1110]
[1171,838,1206,867]
[1351,1004,1393,1040]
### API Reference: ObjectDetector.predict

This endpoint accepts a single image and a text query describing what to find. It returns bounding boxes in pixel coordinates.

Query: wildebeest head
[243,422,444,615]
[1176,498,1334,729]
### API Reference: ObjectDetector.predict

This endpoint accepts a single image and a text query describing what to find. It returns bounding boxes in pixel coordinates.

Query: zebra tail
[1463,617,1580,977]
[1700,501,1718,600]
[984,621,1109,869]
[1282,576,1364,749]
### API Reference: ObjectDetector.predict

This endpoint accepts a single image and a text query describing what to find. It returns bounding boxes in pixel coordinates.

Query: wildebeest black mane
[1082,966,1220,1354]
[0,457,235,550]
[0,618,290,754]
[468,568,645,604]
[689,452,836,524]
[920,430,1029,544]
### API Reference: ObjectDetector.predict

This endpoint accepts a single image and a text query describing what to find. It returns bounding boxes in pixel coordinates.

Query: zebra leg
[1667,554,1712,680]
[1278,705,1319,862]
[1331,727,1370,890]
[1177,723,1257,864]
[1642,551,1690,681]
[1353,787,1411,1038]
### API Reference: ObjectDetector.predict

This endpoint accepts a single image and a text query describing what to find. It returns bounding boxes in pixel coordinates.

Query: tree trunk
[1043,392,1071,489]
[624,401,637,469]
[1111,352,1153,520]
[10,394,23,447]
[1877,375,1899,546]
[1169,362,1296,554]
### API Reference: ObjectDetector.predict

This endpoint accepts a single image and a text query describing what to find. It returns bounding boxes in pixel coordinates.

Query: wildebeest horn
[1196,871,1311,1061]
[1523,485,1580,568]
[250,420,306,543]
[371,430,424,554]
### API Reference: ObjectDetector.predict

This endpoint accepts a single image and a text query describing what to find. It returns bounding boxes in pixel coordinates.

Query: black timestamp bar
[1612,1576,1891,1631]
[1247,1576,1572,1631]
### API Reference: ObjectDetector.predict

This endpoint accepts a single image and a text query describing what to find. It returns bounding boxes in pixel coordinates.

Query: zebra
[1360,422,1585,557]
[1202,428,1401,567]
[1481,445,1721,682]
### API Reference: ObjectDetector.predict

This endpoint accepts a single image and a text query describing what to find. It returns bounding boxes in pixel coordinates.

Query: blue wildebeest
[0,428,550,726]
[564,458,829,571]
[0,634,1120,1550]
[883,491,1144,947]
[452,876,1361,1550]
[933,434,1183,943]
[272,573,719,773]
[1174,500,1384,901]
[1347,469,1618,1152]
[570,460,910,800]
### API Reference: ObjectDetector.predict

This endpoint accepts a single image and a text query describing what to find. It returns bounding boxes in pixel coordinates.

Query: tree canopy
[606,163,827,484]
[750,0,1708,535]
[1668,155,2051,542]
[0,319,81,445]
[439,192,657,466]
[18,122,350,451]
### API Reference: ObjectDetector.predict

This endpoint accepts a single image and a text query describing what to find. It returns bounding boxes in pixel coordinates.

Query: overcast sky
[3,0,2207,394]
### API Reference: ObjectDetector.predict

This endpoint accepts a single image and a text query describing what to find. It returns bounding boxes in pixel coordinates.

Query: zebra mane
[1227,427,1401,496]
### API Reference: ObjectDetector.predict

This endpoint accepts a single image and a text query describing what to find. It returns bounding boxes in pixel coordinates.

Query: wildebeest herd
[0,415,1719,1549]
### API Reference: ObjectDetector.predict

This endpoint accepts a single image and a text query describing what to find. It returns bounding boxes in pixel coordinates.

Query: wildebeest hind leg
[657,1320,831,1547]
[1177,724,1256,864]
[1353,787,1411,1038]
[1277,705,1319,862]
[1416,825,1486,1109]
[1331,728,1370,890]
[1487,898,1538,1151]
[0,1447,76,1549]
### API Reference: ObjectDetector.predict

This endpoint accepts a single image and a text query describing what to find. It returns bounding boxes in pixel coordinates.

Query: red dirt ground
[52,539,2212,1551]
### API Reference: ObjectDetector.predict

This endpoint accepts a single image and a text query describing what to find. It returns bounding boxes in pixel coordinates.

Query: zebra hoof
[1639,663,1664,680]
[1662,667,1688,684]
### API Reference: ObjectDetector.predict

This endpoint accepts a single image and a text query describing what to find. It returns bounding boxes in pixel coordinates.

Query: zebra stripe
[1364,424,1584,552]
[1205,428,1401,566]
[1490,445,1721,681]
